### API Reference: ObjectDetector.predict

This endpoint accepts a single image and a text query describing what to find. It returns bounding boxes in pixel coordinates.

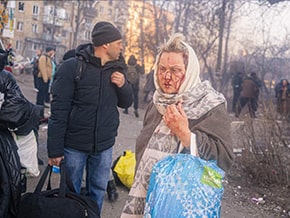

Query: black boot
[134,110,139,118]
[38,157,44,165]
[107,179,119,202]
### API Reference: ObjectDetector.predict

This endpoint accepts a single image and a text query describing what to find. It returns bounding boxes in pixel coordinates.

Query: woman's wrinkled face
[157,52,186,94]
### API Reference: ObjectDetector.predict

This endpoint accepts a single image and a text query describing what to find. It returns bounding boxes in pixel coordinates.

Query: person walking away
[235,73,260,118]
[123,55,144,117]
[36,47,55,106]
[275,78,290,119]
[47,21,133,217]
[121,33,234,217]
[231,71,243,113]
[31,49,42,92]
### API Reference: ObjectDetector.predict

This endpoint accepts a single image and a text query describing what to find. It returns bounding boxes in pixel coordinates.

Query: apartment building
[1,0,171,72]
[1,0,128,63]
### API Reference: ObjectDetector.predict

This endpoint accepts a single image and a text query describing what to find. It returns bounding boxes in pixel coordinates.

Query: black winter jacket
[0,70,43,217]
[0,130,22,218]
[47,44,133,158]
[0,70,43,135]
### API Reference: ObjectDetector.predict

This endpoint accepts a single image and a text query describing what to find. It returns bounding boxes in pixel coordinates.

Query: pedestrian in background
[275,78,290,119]
[47,21,133,216]
[123,54,144,117]
[121,33,234,217]
[231,71,243,113]
[31,49,42,92]
[36,47,55,107]
[250,72,262,113]
[235,72,261,118]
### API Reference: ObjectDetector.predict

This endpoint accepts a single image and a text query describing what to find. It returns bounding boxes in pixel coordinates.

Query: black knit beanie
[62,49,76,61]
[46,47,55,53]
[91,21,122,46]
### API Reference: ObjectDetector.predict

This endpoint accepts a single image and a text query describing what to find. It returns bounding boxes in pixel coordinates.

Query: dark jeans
[36,78,50,105]
[64,147,113,216]
[33,74,38,89]
[232,91,240,113]
[126,83,139,111]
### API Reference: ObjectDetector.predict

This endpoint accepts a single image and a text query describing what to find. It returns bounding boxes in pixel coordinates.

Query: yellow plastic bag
[113,150,136,189]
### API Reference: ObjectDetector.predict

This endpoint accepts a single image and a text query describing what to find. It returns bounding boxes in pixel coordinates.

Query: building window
[99,6,104,14]
[108,9,112,17]
[17,22,23,31]
[32,24,37,33]
[18,2,24,11]
[85,30,90,40]
[62,30,66,37]
[16,41,22,50]
[33,5,39,15]
[33,43,38,50]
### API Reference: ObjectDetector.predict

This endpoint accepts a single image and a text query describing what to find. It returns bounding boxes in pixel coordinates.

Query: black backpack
[74,56,87,82]
[127,64,139,84]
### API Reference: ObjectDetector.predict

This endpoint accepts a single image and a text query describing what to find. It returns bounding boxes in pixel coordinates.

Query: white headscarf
[152,39,225,118]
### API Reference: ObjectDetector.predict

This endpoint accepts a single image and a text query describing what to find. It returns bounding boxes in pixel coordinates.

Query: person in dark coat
[275,78,290,118]
[250,72,262,112]
[0,48,44,218]
[123,54,144,117]
[57,47,121,202]
[235,72,261,118]
[47,21,133,216]
[231,71,243,113]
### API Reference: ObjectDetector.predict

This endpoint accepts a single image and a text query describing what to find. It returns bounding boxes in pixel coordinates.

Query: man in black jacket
[47,21,133,216]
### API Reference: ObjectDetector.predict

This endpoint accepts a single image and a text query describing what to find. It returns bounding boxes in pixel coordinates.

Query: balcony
[43,5,66,27]
[83,7,97,18]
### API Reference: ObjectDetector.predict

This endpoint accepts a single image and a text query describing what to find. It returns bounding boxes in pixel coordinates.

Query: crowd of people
[1,19,289,217]
[231,70,290,120]
[232,71,262,118]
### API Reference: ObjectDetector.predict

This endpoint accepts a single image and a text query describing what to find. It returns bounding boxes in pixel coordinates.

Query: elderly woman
[121,33,235,217]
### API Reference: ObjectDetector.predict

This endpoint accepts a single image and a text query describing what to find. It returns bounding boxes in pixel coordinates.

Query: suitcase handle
[34,160,66,198]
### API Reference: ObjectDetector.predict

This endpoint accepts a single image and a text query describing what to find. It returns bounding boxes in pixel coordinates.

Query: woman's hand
[163,102,191,147]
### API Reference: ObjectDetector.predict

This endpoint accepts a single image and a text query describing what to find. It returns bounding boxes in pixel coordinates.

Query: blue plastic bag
[144,154,224,218]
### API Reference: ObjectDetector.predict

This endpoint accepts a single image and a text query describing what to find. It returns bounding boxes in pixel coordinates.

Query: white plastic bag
[13,130,40,177]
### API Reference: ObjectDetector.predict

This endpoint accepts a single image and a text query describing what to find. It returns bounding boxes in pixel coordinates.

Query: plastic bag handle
[176,133,197,156]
